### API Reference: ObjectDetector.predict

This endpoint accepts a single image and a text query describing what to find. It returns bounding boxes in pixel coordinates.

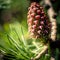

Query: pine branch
[31,45,48,60]
[43,0,58,60]
[44,0,57,41]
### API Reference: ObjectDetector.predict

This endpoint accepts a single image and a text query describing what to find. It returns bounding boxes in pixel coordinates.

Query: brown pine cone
[27,2,51,39]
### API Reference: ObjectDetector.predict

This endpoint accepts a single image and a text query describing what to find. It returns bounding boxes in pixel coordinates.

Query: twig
[50,57,55,60]
[32,45,48,60]
[43,0,57,60]
[44,0,57,41]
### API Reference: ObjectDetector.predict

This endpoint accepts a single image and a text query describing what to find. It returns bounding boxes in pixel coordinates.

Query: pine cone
[27,2,51,39]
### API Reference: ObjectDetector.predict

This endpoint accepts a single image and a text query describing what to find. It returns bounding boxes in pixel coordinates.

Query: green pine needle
[0,22,51,60]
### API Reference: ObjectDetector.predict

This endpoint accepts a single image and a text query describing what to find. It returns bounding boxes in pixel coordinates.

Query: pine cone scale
[27,2,51,38]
